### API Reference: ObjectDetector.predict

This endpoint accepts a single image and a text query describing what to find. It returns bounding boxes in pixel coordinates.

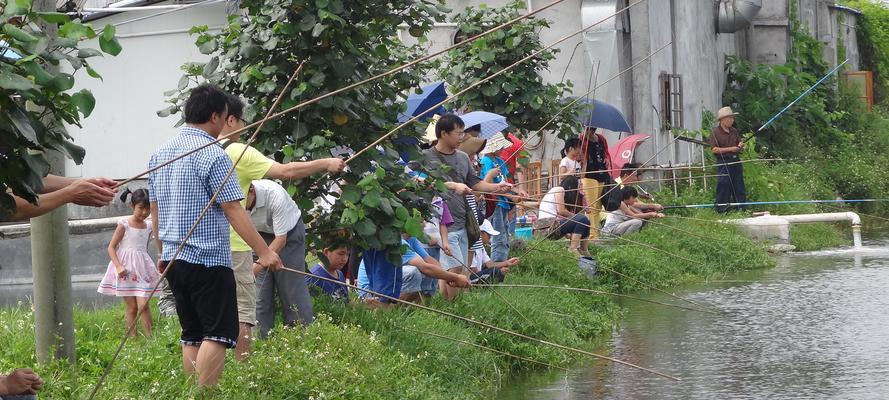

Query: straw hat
[481,133,511,154]
[716,106,739,121]
[458,136,486,155]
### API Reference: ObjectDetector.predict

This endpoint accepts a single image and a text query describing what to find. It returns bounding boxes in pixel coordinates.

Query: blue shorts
[439,230,469,271]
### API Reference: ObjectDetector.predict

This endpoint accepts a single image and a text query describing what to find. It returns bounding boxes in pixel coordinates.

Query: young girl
[97,188,160,337]
[559,138,582,179]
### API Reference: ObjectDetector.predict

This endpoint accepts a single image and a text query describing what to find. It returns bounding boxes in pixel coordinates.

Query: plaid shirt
[148,127,244,268]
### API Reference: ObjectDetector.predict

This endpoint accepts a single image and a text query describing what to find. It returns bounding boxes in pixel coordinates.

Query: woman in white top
[558,138,582,180]
[537,176,591,256]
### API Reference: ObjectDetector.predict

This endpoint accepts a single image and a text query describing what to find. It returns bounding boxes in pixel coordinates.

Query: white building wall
[63,1,224,180]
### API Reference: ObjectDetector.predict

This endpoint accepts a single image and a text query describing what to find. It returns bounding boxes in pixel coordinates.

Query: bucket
[515,227,533,240]
[578,256,597,278]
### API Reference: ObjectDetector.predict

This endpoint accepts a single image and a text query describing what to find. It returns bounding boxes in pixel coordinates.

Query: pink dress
[97,218,160,297]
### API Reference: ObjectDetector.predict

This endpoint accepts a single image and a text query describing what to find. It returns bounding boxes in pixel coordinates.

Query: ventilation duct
[716,0,762,33]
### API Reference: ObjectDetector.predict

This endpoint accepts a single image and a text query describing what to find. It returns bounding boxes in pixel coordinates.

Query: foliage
[161,0,451,262]
[842,0,889,104]
[440,0,581,139]
[0,0,119,219]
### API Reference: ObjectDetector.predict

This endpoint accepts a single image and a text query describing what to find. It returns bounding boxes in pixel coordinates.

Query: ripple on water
[499,240,889,400]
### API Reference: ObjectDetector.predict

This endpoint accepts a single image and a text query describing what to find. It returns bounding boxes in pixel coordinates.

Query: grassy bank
[0,220,782,399]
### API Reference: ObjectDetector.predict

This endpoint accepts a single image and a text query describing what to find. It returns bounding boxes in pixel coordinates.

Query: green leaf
[478,49,495,63]
[395,206,409,221]
[36,12,70,24]
[361,191,381,208]
[86,65,102,80]
[258,80,277,93]
[59,139,86,164]
[58,22,95,40]
[197,38,217,54]
[20,153,49,179]
[316,0,329,8]
[3,24,38,43]
[0,71,36,91]
[341,186,360,204]
[20,61,55,85]
[404,217,424,238]
[77,48,104,58]
[378,197,394,216]
[355,220,377,236]
[311,23,327,37]
[378,227,399,245]
[481,84,499,97]
[308,72,325,87]
[71,89,96,117]
[298,15,316,31]
[178,75,189,90]
[203,56,219,77]
[3,0,31,16]
[50,73,75,91]
[9,108,38,143]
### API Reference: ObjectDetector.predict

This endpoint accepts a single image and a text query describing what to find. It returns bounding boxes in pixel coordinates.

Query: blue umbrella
[576,99,632,133]
[397,81,448,123]
[459,111,508,139]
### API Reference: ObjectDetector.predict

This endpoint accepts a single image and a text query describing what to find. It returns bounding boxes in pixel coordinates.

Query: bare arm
[6,179,117,222]
[265,158,345,181]
[409,257,469,287]
[220,201,283,271]
[107,224,127,276]
[553,190,574,218]
[40,174,78,193]
[268,235,287,254]
[620,202,661,219]
[151,202,162,254]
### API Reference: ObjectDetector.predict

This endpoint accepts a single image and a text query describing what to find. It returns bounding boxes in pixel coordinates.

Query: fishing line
[284,267,682,381]
[88,64,305,400]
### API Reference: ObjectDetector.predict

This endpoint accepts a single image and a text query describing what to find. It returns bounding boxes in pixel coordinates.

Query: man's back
[148,127,243,266]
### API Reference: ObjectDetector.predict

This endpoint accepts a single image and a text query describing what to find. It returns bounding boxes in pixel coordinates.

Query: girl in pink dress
[97,188,159,337]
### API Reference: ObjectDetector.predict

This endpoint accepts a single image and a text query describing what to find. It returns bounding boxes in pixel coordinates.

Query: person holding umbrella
[710,106,747,213]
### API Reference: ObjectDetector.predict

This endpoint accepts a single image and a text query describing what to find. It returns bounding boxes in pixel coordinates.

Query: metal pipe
[84,4,191,11]
[717,0,763,33]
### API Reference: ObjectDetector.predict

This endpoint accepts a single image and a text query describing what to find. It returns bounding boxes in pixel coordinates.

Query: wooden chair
[549,159,562,190]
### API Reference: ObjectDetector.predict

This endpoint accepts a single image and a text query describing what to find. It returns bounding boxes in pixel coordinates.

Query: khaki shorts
[231,251,257,325]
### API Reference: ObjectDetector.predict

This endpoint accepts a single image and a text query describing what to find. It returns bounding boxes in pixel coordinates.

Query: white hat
[480,219,500,236]
[716,106,739,121]
[481,133,510,154]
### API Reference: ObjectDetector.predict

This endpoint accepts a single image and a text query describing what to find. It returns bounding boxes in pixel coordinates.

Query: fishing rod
[112,0,578,189]
[88,64,305,400]
[743,59,849,143]
[474,284,718,314]
[401,327,570,371]
[283,267,681,381]
[663,198,889,210]
[595,265,717,312]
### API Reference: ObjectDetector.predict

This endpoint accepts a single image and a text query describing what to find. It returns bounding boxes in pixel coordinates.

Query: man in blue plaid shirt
[149,84,282,388]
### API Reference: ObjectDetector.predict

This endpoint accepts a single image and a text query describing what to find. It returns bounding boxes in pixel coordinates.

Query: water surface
[499,233,889,400]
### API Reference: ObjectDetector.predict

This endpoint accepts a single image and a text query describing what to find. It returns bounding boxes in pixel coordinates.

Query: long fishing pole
[284,267,681,381]
[347,0,647,161]
[743,59,849,143]
[112,0,576,189]
[88,64,306,400]
[402,328,569,371]
[474,284,717,314]
[663,198,889,210]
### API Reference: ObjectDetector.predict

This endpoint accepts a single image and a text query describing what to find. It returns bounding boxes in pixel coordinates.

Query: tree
[160,0,450,261]
[0,0,121,220]
[440,0,581,139]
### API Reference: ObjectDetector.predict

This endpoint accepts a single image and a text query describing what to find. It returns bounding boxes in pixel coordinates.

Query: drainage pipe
[779,212,862,248]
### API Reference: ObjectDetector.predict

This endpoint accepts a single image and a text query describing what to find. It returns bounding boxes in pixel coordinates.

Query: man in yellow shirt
[222,95,345,360]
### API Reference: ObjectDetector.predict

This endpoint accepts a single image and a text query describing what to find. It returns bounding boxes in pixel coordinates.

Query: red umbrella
[607,134,650,179]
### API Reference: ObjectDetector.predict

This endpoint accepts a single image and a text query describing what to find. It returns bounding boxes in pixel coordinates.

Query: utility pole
[30,0,76,364]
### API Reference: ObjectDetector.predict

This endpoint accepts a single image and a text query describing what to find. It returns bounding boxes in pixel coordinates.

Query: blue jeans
[491,207,510,262]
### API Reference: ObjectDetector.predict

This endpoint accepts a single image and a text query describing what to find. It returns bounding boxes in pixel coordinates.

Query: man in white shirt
[245,179,314,338]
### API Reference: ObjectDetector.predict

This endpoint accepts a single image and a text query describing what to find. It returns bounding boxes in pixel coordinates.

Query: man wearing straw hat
[710,106,747,213]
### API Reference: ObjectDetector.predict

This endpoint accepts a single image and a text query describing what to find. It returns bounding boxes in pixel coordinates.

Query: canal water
[498,232,889,400]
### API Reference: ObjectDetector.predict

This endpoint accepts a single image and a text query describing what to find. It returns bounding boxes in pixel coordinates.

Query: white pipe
[84,5,191,11]
[779,212,861,226]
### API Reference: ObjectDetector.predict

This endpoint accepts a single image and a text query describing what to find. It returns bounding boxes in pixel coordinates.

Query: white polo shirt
[249,179,301,236]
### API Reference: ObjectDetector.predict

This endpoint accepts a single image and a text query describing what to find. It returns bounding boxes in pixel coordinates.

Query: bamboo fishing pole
[111,0,584,189]
[88,64,306,400]
[663,198,889,210]
[346,0,648,162]
[595,265,716,312]
[284,267,681,381]
[473,283,718,314]
[401,327,569,371]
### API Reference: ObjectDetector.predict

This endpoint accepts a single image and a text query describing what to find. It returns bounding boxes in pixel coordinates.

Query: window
[660,73,683,131]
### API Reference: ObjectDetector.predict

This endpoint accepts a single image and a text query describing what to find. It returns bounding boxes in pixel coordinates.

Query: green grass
[0,224,802,399]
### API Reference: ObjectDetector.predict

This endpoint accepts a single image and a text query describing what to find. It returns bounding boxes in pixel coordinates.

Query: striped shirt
[148,126,244,268]
[466,195,484,251]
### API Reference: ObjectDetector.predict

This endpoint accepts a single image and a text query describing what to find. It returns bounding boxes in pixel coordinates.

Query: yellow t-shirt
[224,141,275,252]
